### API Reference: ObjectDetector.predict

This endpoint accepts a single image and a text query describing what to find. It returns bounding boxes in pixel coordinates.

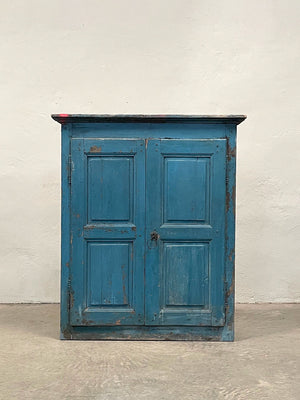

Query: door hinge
[67,293,71,312]
[67,277,71,312]
[67,154,72,185]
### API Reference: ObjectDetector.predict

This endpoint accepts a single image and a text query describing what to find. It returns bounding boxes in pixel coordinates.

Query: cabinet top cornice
[51,114,246,125]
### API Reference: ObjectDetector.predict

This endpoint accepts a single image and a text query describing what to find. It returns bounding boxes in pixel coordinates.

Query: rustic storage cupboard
[52,114,246,341]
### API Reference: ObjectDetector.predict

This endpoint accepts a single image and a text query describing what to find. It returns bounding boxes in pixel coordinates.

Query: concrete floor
[0,304,299,400]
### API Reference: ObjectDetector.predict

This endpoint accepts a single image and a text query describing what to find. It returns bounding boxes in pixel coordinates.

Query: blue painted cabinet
[52,114,246,341]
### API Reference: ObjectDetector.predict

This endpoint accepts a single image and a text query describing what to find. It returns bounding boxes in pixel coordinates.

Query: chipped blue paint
[145,139,226,327]
[53,114,246,341]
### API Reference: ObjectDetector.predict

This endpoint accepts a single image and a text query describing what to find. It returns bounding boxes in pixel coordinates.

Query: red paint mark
[59,114,69,117]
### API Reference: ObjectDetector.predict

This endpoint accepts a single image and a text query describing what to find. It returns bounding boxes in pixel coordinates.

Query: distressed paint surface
[70,139,145,326]
[88,157,132,222]
[145,139,226,327]
[53,115,245,341]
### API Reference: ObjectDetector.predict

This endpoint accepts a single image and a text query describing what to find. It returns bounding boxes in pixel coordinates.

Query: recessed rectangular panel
[164,242,209,307]
[88,157,132,222]
[87,242,131,307]
[164,157,210,223]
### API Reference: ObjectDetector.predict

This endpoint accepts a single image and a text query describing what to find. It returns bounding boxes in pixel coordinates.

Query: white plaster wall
[0,0,299,303]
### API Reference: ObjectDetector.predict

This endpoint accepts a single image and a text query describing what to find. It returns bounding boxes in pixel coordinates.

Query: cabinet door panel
[145,139,226,326]
[70,139,145,326]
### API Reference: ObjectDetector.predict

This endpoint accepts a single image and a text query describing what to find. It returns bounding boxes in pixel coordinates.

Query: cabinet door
[145,139,226,326]
[70,138,145,326]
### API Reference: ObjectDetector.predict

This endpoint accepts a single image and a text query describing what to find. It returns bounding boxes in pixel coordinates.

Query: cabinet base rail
[61,325,234,341]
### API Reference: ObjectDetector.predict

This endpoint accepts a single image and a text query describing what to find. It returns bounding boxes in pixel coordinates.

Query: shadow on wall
[235,304,300,341]
[0,304,59,340]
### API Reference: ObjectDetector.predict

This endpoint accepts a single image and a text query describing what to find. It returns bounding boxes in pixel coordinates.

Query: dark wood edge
[52,114,247,125]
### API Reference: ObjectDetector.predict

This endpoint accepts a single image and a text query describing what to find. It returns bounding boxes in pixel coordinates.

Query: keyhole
[150,231,159,241]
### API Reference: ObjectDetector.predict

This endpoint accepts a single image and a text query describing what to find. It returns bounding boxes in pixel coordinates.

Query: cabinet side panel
[222,125,237,341]
[61,124,72,339]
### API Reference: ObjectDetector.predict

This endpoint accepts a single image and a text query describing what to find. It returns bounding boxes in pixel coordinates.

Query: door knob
[150,231,159,241]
